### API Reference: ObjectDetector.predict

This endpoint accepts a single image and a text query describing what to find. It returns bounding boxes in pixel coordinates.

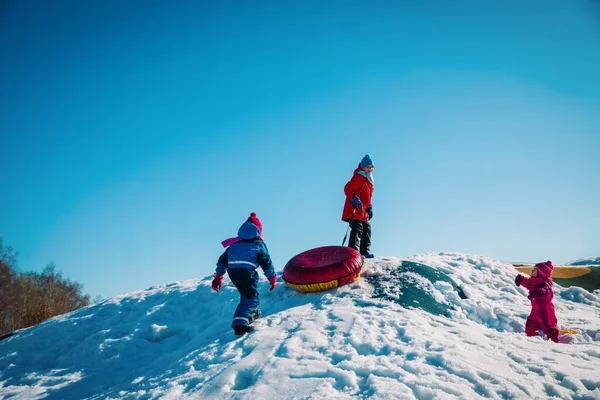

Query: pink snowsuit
[515,261,560,343]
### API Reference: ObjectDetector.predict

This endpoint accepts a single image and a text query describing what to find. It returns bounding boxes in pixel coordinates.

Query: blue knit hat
[360,154,374,169]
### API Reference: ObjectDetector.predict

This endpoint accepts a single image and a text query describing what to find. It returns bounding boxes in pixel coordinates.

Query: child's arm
[344,175,362,198]
[515,274,532,289]
[212,249,229,292]
[256,241,276,279]
[215,249,229,276]
[529,285,553,300]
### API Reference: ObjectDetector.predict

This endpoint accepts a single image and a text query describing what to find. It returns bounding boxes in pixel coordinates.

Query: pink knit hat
[535,260,554,277]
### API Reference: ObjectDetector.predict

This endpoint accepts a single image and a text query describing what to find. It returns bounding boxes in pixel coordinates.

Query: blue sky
[2,0,599,298]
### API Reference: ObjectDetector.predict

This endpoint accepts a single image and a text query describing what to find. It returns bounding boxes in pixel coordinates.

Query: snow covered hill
[1,253,600,399]
[568,257,600,266]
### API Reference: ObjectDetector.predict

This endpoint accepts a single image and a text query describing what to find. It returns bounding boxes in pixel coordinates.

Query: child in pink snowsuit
[514,260,560,343]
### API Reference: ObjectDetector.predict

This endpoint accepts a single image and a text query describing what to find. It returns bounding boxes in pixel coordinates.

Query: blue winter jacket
[215,221,276,279]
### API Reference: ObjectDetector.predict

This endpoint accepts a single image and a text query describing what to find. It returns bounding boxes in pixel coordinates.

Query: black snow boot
[249,309,261,324]
[233,325,255,336]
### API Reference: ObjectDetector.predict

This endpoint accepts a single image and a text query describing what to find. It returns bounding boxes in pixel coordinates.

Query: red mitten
[268,275,277,291]
[212,274,224,292]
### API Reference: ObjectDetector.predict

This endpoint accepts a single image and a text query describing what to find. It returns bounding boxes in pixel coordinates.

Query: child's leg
[525,312,541,337]
[348,220,364,251]
[538,300,560,343]
[359,221,372,255]
[227,268,260,328]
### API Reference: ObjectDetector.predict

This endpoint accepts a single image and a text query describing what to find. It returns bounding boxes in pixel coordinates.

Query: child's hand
[212,274,224,292]
[514,275,524,287]
[268,275,277,291]
[351,195,362,208]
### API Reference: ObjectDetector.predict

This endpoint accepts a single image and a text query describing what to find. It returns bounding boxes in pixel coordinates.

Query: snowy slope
[1,253,600,399]
[568,257,600,266]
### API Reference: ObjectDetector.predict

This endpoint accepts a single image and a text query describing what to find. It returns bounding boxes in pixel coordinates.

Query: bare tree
[0,238,18,334]
[0,238,91,336]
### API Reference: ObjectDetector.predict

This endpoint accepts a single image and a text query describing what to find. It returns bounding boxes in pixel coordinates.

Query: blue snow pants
[227,268,260,327]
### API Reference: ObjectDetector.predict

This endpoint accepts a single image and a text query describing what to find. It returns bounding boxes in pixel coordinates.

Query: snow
[1,252,600,399]
[568,257,600,266]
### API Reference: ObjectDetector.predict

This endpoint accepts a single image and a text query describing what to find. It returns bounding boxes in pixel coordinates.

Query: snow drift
[568,256,600,266]
[1,253,600,399]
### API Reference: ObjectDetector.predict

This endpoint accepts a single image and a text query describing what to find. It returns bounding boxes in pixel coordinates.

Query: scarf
[221,235,264,248]
[358,170,374,185]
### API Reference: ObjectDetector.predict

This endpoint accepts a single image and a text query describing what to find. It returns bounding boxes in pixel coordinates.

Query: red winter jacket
[342,164,374,222]
[518,275,560,343]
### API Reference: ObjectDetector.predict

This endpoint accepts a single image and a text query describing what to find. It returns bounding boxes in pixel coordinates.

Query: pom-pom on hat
[360,154,374,169]
[535,260,554,278]
[247,212,263,234]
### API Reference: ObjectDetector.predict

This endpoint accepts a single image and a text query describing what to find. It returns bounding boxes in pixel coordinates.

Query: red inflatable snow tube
[282,246,363,292]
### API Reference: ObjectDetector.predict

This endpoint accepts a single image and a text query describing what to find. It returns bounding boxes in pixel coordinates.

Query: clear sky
[2,0,599,299]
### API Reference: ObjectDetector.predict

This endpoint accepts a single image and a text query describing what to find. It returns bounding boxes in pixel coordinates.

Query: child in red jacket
[342,154,375,258]
[514,260,560,343]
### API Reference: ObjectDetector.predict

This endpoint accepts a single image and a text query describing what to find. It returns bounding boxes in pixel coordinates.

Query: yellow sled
[559,329,578,334]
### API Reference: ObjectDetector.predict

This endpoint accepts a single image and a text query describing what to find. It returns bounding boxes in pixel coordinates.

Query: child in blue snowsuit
[211,212,277,335]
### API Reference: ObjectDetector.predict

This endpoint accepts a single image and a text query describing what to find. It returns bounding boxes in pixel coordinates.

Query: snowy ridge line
[567,256,600,266]
[1,252,599,399]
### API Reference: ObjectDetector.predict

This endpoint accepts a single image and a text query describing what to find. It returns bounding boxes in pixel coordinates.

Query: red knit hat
[535,260,554,278]
[247,212,262,234]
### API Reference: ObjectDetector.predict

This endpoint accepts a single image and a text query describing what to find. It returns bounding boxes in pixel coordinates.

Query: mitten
[268,275,277,291]
[514,275,524,287]
[351,195,362,208]
[212,274,224,292]
[367,205,373,220]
